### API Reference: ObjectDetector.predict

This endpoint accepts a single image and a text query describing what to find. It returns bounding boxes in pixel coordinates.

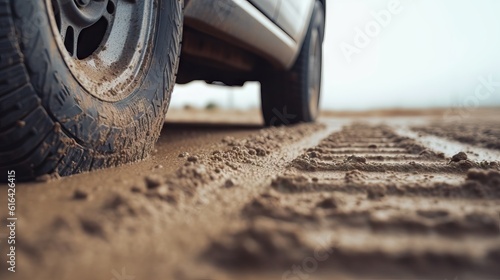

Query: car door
[275,0,315,42]
[248,0,281,20]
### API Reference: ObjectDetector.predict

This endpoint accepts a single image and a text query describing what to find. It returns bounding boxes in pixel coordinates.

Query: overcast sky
[171,0,500,110]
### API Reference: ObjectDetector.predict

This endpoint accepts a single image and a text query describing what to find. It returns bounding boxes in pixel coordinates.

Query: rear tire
[260,1,325,126]
[0,0,183,180]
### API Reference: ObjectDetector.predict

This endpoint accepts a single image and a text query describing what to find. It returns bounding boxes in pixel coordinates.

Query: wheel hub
[52,0,113,59]
[75,0,91,7]
[66,0,107,26]
[48,0,155,101]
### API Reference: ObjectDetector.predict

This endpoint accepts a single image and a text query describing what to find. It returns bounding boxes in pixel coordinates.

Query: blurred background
[170,0,500,111]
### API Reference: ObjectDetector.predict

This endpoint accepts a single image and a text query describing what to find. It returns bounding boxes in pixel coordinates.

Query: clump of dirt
[187,155,199,163]
[73,189,90,200]
[450,152,468,162]
[130,185,143,193]
[79,218,107,239]
[178,152,189,158]
[366,186,386,200]
[145,175,164,189]
[345,155,367,164]
[344,170,366,183]
[316,195,344,209]
[223,178,236,188]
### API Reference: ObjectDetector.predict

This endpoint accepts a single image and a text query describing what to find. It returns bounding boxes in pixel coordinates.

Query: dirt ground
[1,108,500,280]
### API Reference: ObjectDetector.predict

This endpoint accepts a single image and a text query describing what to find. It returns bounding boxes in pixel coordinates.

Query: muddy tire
[260,1,325,126]
[0,0,183,181]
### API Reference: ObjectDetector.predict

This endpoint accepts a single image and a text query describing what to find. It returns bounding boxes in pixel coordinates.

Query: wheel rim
[48,0,155,102]
[308,28,322,119]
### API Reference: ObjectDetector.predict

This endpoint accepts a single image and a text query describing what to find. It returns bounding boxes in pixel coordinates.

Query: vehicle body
[178,0,324,84]
[0,0,326,180]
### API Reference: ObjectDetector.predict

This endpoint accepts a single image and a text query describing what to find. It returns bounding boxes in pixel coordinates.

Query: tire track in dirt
[396,126,500,162]
[204,123,500,279]
[2,121,343,280]
[412,120,500,150]
[3,120,499,280]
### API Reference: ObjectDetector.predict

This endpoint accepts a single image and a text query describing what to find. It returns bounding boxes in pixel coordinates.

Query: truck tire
[260,0,325,126]
[0,0,183,180]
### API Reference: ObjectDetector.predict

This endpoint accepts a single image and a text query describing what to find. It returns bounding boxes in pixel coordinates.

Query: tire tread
[0,0,183,180]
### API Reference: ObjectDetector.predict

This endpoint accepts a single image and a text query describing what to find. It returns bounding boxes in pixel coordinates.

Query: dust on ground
[1,108,499,280]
